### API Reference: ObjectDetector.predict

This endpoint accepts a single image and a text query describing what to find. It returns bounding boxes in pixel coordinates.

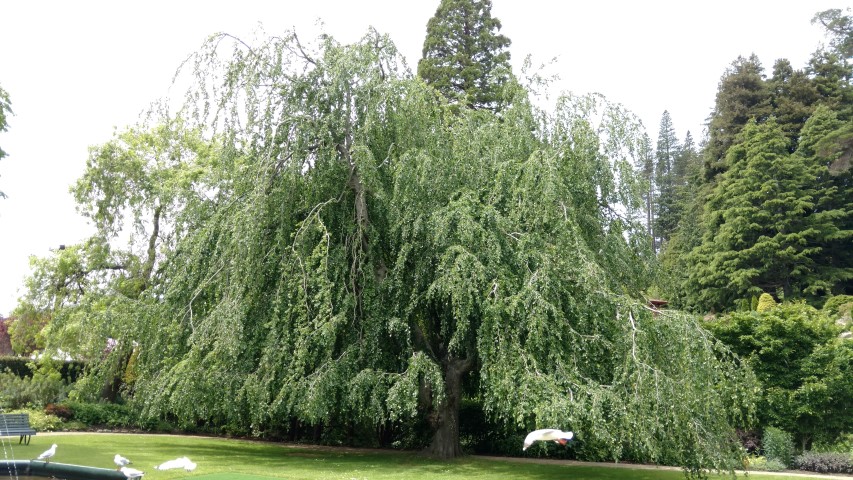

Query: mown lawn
[0,433,825,479]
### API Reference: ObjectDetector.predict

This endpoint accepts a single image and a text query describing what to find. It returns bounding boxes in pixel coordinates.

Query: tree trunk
[425,356,473,459]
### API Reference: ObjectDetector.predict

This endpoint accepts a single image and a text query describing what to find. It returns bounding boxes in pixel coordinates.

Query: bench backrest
[0,413,31,429]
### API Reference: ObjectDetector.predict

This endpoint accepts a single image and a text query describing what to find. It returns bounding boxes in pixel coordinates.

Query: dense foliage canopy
[12,29,757,475]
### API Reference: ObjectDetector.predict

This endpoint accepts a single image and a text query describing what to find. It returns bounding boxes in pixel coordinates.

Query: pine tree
[418,0,512,112]
[689,118,835,310]
[704,55,771,180]
[768,58,819,151]
[654,111,680,245]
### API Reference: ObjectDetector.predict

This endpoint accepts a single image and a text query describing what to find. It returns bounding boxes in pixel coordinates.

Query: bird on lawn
[154,456,197,471]
[120,466,145,478]
[35,444,58,463]
[114,454,132,469]
[522,429,574,451]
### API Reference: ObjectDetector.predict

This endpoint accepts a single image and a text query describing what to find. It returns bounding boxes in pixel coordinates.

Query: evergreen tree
[812,8,853,59]
[768,58,819,151]
[654,111,680,245]
[704,55,771,180]
[418,0,512,112]
[689,118,838,310]
[796,106,853,296]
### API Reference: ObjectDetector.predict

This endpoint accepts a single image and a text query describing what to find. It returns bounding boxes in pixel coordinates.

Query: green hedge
[0,356,86,382]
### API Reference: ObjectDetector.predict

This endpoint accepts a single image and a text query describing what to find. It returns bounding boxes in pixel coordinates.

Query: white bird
[35,444,58,463]
[114,454,132,469]
[522,429,574,451]
[154,456,197,471]
[120,466,145,478]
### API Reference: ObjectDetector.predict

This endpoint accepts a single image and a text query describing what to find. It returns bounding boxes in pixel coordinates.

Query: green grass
[0,433,826,479]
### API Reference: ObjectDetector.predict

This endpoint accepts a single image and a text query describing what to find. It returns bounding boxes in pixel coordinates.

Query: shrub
[44,403,73,420]
[64,401,133,428]
[792,451,853,474]
[8,408,63,432]
[757,293,777,312]
[763,427,794,466]
[822,295,853,321]
[0,370,69,409]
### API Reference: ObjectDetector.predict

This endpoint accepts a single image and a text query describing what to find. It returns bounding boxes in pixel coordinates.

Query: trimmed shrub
[763,427,794,466]
[792,451,853,474]
[757,293,777,312]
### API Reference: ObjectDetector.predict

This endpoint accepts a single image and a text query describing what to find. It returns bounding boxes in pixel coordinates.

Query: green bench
[0,413,37,445]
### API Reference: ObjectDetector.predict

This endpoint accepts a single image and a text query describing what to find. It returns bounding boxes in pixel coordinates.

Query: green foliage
[822,294,853,321]
[28,28,758,472]
[0,369,69,409]
[705,302,850,447]
[62,401,134,428]
[418,0,512,112]
[0,83,10,198]
[688,118,848,311]
[756,293,776,312]
[704,55,771,180]
[762,427,794,466]
[813,8,853,59]
[6,407,64,432]
[793,451,853,474]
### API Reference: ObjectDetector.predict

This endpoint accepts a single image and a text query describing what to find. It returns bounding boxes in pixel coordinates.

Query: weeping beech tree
[83,29,756,472]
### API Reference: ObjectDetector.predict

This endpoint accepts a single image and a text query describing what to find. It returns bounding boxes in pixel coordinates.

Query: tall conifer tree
[418,0,512,112]
[654,111,680,245]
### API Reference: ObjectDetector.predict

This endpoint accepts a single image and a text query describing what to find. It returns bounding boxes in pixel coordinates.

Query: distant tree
[654,111,680,245]
[704,55,771,180]
[795,106,853,296]
[690,119,828,310]
[418,0,512,112]
[768,58,819,151]
[812,8,853,59]
[0,84,11,198]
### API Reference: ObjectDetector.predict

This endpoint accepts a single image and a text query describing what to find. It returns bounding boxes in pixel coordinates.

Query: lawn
[0,433,828,480]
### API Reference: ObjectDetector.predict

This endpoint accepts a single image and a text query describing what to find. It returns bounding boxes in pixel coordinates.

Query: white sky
[0,0,847,316]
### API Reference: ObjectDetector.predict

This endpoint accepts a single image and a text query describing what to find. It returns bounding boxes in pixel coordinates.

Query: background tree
[42,30,759,474]
[0,84,11,198]
[687,117,848,311]
[704,54,771,181]
[418,0,512,112]
[812,8,853,59]
[653,110,680,247]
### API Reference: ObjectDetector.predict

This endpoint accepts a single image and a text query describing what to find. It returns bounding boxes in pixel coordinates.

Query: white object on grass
[522,429,574,450]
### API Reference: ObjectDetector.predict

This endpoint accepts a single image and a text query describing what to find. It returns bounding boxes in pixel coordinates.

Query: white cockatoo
[522,429,574,450]
[154,456,197,471]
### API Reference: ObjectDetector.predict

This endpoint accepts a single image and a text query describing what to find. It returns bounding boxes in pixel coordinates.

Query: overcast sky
[0,0,846,316]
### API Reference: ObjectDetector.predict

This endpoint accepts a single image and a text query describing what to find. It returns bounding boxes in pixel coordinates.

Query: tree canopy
[418,0,512,112]
[17,29,758,475]
[0,84,11,198]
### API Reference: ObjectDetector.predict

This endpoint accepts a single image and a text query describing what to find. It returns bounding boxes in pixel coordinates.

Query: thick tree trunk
[425,356,473,459]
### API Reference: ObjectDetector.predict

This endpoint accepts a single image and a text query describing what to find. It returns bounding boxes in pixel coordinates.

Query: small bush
[0,370,69,409]
[64,401,133,428]
[792,451,853,474]
[45,403,73,420]
[757,293,777,312]
[8,408,63,432]
[763,427,794,466]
